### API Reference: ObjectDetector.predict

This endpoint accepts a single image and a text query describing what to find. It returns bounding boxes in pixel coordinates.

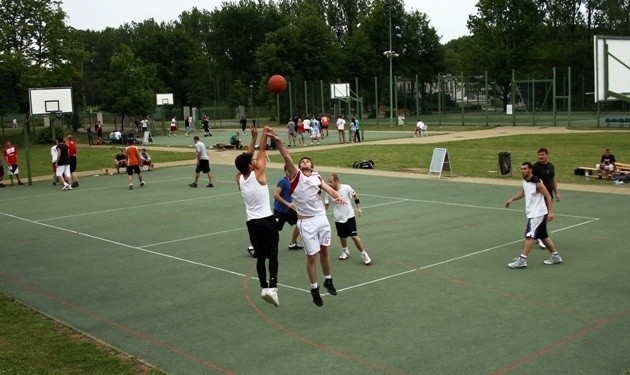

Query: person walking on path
[506,162,562,269]
[532,147,560,249]
[3,141,24,186]
[324,173,371,265]
[189,136,214,187]
[269,130,344,307]
[235,124,280,306]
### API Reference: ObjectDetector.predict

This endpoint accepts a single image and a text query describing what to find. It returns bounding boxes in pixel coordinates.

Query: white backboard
[594,36,630,102]
[156,93,174,105]
[330,83,350,99]
[29,87,73,115]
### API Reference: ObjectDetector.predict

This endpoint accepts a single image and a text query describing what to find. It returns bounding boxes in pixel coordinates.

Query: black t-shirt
[532,162,555,196]
[56,143,69,166]
[600,154,616,165]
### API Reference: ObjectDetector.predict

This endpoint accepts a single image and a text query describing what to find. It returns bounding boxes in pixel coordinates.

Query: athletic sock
[310,283,318,289]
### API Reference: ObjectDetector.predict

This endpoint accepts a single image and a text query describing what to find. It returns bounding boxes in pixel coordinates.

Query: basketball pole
[23,115,32,185]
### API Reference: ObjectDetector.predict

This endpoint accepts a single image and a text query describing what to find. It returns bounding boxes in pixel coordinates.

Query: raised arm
[268,130,297,180]
[247,125,258,155]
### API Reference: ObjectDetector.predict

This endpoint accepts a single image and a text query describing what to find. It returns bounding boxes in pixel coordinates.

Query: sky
[61,0,478,43]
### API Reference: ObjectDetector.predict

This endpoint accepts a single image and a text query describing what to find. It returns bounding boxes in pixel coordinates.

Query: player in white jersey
[324,173,371,265]
[505,162,562,269]
[268,129,344,307]
[235,125,280,306]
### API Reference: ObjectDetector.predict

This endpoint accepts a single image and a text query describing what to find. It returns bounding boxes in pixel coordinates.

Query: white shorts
[7,165,19,175]
[310,129,320,138]
[297,215,332,256]
[56,164,71,178]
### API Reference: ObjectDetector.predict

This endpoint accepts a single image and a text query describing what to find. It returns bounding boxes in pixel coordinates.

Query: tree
[466,0,544,109]
[101,45,158,130]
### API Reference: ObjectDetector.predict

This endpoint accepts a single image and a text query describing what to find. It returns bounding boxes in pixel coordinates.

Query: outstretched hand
[250,124,258,138]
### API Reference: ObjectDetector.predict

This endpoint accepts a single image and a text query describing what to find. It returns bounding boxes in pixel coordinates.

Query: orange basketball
[267,75,287,94]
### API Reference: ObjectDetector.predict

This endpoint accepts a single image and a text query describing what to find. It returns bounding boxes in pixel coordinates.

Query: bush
[38,126,66,144]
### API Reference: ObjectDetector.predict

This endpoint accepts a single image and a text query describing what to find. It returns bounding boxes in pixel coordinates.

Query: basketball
[267,75,287,94]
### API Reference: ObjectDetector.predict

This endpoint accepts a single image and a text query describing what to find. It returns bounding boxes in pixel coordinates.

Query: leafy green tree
[466,0,544,109]
[0,0,76,113]
[101,45,158,130]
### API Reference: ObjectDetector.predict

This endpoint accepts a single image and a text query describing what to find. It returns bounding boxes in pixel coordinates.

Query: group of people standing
[235,123,371,308]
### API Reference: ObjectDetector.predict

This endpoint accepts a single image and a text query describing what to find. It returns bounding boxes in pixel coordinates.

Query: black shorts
[69,156,77,173]
[126,165,141,175]
[274,209,297,231]
[335,217,358,238]
[246,216,279,259]
[196,159,211,173]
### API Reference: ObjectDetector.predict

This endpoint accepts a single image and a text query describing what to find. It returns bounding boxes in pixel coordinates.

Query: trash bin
[498,151,512,177]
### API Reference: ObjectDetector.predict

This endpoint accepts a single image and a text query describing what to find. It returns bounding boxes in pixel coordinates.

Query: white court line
[361,193,598,220]
[37,190,241,222]
[141,227,246,248]
[0,211,306,293]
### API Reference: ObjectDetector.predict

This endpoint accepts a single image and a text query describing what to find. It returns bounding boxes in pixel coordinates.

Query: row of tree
[0,0,628,123]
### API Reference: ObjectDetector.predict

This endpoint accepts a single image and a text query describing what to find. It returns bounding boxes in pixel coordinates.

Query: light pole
[384,4,398,127]
[249,84,254,119]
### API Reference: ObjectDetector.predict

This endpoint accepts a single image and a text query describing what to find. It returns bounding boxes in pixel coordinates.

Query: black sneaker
[324,279,337,295]
[140,181,145,187]
[189,183,198,188]
[288,242,304,250]
[311,287,323,307]
[207,183,214,187]
[129,185,133,190]
[18,181,24,185]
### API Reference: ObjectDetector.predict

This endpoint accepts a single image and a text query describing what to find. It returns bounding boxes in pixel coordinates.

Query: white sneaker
[62,183,69,191]
[537,239,547,249]
[361,251,372,265]
[339,249,349,260]
[508,257,527,269]
[543,253,562,265]
[266,288,279,306]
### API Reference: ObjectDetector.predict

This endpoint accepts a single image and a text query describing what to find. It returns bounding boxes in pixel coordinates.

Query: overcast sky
[61,0,478,43]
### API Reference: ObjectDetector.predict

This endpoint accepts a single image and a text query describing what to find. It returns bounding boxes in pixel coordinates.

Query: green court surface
[0,164,628,374]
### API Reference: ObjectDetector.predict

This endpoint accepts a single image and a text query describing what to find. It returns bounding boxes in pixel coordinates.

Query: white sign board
[428,148,453,178]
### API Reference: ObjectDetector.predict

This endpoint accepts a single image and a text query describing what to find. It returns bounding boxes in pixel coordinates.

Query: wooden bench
[615,162,630,175]
[574,163,630,178]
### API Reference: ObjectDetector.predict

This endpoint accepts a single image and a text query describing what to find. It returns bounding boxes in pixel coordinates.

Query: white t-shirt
[416,121,426,130]
[336,118,345,130]
[303,118,311,130]
[325,184,355,223]
[290,170,326,217]
[195,141,209,160]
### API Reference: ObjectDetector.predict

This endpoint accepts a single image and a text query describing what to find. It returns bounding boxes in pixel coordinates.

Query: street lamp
[384,4,398,127]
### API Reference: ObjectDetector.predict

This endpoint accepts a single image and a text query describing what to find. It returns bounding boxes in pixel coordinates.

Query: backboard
[29,87,73,115]
[330,83,350,99]
[594,36,630,102]
[156,93,174,105]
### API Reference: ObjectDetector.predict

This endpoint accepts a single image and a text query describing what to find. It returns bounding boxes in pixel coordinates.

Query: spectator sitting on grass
[114,148,127,173]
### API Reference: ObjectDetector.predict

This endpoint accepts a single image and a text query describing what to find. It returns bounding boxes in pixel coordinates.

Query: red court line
[490,308,630,375]
[0,272,236,375]
[242,268,408,375]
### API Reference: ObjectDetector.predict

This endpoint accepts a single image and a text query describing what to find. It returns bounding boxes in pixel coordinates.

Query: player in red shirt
[3,141,24,186]
[125,140,145,190]
[66,135,79,187]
